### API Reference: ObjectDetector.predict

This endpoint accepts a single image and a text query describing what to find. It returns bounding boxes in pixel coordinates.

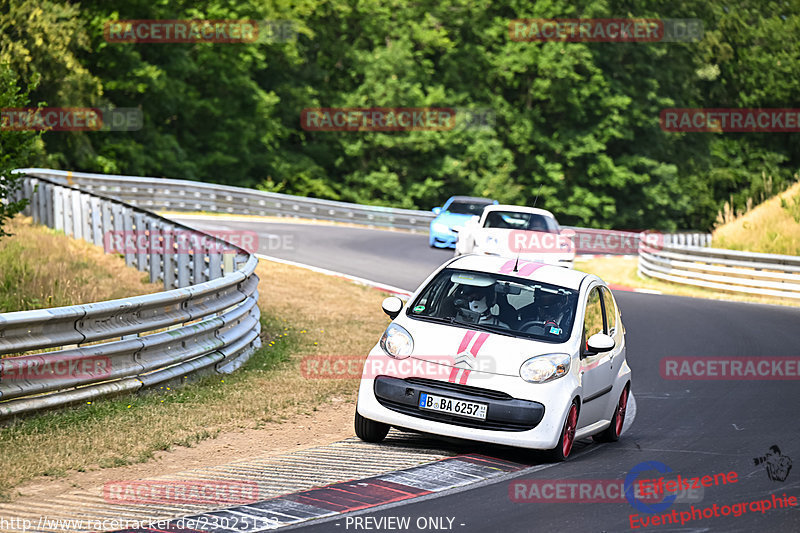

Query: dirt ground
[10,396,355,501]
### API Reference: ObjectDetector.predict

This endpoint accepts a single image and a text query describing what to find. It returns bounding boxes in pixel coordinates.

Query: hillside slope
[713,181,800,256]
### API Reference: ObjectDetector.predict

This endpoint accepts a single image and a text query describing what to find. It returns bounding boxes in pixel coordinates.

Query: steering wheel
[518,319,546,333]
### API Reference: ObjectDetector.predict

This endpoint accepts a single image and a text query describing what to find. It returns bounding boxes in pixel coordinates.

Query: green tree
[0,64,42,237]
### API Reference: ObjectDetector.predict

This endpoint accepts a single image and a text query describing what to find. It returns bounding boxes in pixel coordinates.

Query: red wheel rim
[615,387,629,436]
[562,404,578,458]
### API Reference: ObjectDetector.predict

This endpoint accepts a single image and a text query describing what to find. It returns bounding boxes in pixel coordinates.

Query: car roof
[447,196,495,204]
[447,254,593,291]
[483,204,557,218]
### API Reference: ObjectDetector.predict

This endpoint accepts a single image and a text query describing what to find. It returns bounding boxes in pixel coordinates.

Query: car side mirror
[586,333,615,354]
[382,296,404,319]
[432,207,442,215]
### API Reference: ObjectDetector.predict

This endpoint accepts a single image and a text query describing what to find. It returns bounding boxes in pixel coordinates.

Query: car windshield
[446,200,491,215]
[408,268,578,342]
[483,211,559,233]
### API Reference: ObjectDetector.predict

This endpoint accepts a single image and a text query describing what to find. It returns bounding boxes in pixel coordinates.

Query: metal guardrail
[638,242,800,299]
[16,168,435,231]
[562,227,711,255]
[0,174,262,418]
[14,169,714,253]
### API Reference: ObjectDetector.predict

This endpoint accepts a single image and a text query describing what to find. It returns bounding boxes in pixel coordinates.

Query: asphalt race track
[174,216,800,533]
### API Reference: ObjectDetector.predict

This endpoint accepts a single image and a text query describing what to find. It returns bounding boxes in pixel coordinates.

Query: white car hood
[395,314,571,378]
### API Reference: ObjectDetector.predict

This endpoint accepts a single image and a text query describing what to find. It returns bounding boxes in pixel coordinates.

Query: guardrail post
[101,199,113,251]
[91,196,103,246]
[162,223,177,289]
[28,178,41,223]
[64,189,75,237]
[122,207,135,267]
[81,193,92,243]
[72,189,84,239]
[21,178,33,217]
[43,182,54,228]
[176,228,190,288]
[208,250,221,280]
[223,254,235,275]
[193,238,207,284]
[111,202,124,253]
[54,186,65,232]
[147,218,161,284]
[134,212,148,272]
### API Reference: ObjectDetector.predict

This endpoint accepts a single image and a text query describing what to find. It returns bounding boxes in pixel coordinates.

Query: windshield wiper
[453,320,509,335]
[412,315,510,336]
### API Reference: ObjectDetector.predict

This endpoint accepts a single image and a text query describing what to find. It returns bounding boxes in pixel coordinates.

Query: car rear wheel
[547,400,579,462]
[354,411,390,442]
[593,384,629,443]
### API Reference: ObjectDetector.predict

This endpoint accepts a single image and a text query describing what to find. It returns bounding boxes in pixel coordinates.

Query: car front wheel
[547,400,579,462]
[354,411,390,442]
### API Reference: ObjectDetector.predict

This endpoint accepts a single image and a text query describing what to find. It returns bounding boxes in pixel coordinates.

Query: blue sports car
[429,196,497,248]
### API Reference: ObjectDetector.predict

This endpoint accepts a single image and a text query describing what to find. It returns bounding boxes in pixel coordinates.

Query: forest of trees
[2,0,799,231]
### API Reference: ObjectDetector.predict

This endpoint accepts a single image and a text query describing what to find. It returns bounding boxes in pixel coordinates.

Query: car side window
[583,287,606,343]
[600,287,618,336]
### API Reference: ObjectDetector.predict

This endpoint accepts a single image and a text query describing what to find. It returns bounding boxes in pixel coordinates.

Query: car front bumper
[373,375,545,432]
[430,230,457,248]
[356,352,580,450]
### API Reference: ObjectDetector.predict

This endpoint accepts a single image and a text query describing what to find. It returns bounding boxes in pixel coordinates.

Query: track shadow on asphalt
[377,428,593,466]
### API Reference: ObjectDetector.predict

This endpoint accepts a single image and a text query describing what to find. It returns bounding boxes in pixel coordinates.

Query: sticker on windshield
[413,305,426,313]
[450,272,494,287]
[549,326,562,335]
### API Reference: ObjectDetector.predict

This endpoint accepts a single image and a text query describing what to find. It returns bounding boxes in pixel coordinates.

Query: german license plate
[418,392,487,420]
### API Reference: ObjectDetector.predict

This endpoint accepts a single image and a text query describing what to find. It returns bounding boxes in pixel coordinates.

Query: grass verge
[0,216,160,314]
[0,259,388,501]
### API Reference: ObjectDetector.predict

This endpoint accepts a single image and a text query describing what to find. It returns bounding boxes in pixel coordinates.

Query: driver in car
[536,290,568,335]
[455,285,510,328]
[516,289,569,336]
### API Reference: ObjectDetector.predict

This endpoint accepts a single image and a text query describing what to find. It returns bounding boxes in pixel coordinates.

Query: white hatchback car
[355,254,630,460]
[454,205,575,268]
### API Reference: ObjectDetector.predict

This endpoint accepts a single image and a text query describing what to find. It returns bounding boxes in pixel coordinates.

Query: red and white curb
[112,455,526,532]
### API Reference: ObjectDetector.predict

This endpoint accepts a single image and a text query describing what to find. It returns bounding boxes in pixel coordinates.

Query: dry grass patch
[0,259,389,501]
[576,256,800,307]
[0,215,161,314]
[713,180,800,256]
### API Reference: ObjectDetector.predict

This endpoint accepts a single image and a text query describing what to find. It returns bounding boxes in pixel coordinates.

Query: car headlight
[520,353,571,383]
[432,222,450,233]
[380,323,414,359]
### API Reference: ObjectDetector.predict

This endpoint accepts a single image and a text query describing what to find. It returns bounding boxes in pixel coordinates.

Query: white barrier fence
[638,242,800,299]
